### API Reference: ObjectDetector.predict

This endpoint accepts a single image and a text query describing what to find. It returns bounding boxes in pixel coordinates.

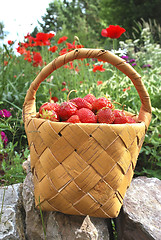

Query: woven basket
[23,48,152,218]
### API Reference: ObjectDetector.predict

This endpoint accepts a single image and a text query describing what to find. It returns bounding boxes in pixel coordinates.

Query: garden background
[0,0,161,186]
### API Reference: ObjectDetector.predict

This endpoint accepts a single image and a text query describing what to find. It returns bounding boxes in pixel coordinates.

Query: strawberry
[113,109,125,117]
[83,94,96,104]
[67,115,81,123]
[97,107,115,124]
[39,102,60,115]
[92,97,114,113]
[70,97,92,110]
[76,108,97,123]
[58,101,77,121]
[126,116,136,123]
[40,109,59,121]
[114,115,136,124]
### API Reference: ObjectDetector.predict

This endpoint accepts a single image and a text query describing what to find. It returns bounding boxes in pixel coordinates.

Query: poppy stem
[113,39,117,53]
[113,39,115,53]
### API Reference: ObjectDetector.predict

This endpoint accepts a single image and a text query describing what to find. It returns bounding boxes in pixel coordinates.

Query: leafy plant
[0,145,29,185]
[0,108,29,186]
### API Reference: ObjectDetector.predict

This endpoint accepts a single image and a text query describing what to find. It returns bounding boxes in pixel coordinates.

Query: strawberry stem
[112,100,122,106]
[122,104,126,111]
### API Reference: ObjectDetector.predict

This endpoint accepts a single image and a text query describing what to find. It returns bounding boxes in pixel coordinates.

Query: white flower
[111,48,127,56]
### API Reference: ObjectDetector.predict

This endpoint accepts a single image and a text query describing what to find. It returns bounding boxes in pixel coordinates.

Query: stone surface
[0,183,26,240]
[22,170,110,240]
[117,176,161,240]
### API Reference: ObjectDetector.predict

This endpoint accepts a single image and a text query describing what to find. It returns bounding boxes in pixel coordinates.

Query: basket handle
[23,48,152,130]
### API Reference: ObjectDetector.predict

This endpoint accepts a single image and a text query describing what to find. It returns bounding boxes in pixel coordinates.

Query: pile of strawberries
[39,93,136,124]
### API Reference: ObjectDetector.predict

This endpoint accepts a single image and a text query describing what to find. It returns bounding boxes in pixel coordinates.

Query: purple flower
[0,109,12,118]
[0,131,8,145]
[129,59,136,62]
[142,64,152,68]
[121,55,129,60]
[132,63,137,66]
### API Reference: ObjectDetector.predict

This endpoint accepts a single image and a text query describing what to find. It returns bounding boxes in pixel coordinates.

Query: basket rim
[29,115,146,127]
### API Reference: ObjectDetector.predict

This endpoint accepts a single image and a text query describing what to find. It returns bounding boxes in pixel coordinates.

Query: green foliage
[0,22,5,40]
[39,0,104,46]
[99,0,161,39]
[0,144,29,185]
[0,109,29,185]
[133,18,161,45]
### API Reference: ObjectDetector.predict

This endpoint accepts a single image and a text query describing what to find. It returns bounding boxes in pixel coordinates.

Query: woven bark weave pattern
[23,48,152,218]
[26,120,145,218]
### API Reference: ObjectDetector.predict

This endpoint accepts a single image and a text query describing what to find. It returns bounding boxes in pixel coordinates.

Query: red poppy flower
[48,45,58,53]
[32,32,55,46]
[98,59,106,63]
[75,66,79,73]
[57,36,68,44]
[97,81,103,85]
[66,41,84,50]
[24,50,32,62]
[24,34,35,44]
[93,65,105,72]
[123,86,131,92]
[59,48,68,55]
[7,40,13,45]
[16,46,27,55]
[61,88,69,92]
[48,33,55,39]
[36,32,54,41]
[32,52,43,67]
[66,41,75,49]
[69,62,74,69]
[20,42,30,48]
[64,62,74,69]
[101,25,126,39]
[76,44,84,48]
[4,61,8,66]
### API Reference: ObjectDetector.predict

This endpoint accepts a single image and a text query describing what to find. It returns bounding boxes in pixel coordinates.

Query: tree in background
[0,22,5,40]
[39,0,104,46]
[99,0,161,39]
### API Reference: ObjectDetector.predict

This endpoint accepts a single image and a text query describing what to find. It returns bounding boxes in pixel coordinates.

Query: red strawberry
[39,102,60,114]
[76,108,97,123]
[126,116,136,123]
[70,97,92,110]
[92,97,114,113]
[83,94,96,104]
[113,109,125,117]
[67,115,81,123]
[114,115,136,124]
[58,101,77,121]
[97,107,115,124]
[40,109,59,121]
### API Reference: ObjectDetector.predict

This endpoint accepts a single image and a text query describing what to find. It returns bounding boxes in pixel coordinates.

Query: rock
[22,170,110,240]
[0,183,26,240]
[117,176,161,240]
[22,155,31,174]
